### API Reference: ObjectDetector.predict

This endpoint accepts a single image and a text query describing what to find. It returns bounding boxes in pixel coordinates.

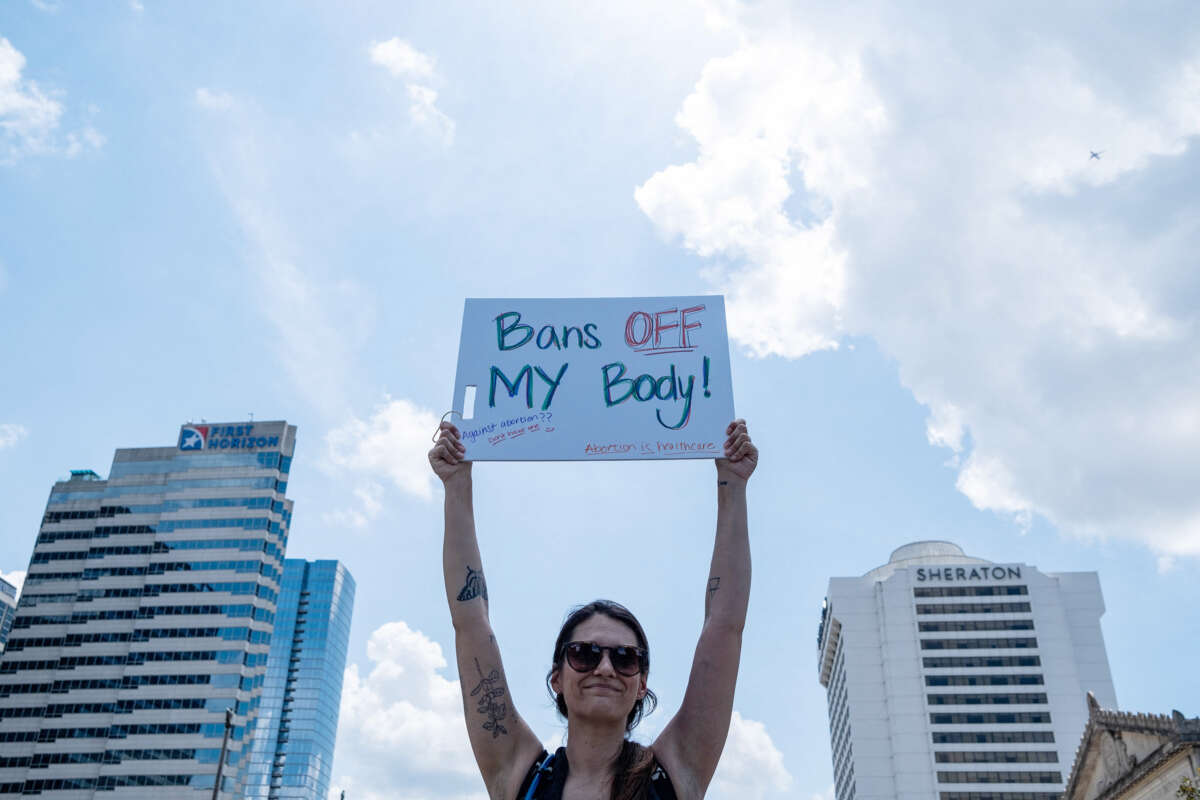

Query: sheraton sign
[915,565,1023,582]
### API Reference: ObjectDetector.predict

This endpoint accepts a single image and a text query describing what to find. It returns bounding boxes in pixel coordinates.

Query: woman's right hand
[429,421,471,485]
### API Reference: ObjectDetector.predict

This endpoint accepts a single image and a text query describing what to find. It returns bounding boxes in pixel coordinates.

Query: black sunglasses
[562,641,648,677]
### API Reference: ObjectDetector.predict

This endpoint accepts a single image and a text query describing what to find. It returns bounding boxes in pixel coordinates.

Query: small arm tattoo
[456,566,488,604]
[705,576,721,617]
[469,658,508,738]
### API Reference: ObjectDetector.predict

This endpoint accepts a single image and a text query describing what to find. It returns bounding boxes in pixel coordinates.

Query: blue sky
[3,2,1199,798]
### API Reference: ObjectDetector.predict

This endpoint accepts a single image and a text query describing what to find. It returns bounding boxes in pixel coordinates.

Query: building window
[923,656,1041,669]
[935,751,1058,763]
[915,586,1029,598]
[936,771,1062,784]
[916,602,1033,614]
[927,693,1048,706]
[919,620,1035,633]
[921,638,1038,650]
[931,731,1055,744]
[926,675,1044,687]
[938,793,1063,800]
[929,712,1052,725]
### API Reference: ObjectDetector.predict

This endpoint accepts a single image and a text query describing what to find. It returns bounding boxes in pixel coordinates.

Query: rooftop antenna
[248,412,254,421]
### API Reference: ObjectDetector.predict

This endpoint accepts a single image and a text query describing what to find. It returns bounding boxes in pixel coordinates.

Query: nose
[593,650,618,675]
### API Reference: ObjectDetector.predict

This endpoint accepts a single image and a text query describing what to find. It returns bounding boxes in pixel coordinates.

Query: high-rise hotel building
[817,541,1116,800]
[0,421,296,797]
[240,559,354,800]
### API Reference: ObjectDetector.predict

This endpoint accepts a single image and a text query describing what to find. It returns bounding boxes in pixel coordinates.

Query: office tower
[817,541,1116,800]
[0,421,296,797]
[240,559,355,800]
[0,577,16,651]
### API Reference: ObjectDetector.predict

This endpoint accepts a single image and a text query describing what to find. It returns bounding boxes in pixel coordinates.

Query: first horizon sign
[451,297,735,461]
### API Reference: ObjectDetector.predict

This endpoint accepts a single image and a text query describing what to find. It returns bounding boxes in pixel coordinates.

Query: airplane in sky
[1090,150,1104,160]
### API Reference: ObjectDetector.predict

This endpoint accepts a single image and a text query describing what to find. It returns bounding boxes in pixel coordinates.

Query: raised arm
[653,419,756,799]
[429,423,542,798]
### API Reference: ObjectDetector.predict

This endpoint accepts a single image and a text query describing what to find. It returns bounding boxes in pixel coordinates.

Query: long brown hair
[611,740,656,800]
[546,600,660,800]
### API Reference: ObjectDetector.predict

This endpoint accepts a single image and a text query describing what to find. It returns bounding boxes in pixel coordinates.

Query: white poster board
[451,297,735,461]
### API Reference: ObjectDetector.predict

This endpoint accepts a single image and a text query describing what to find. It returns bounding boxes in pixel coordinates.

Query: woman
[428,419,756,800]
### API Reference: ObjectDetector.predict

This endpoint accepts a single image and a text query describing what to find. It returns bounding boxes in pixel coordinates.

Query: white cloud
[638,1,1200,558]
[193,93,378,417]
[325,398,441,515]
[708,711,793,800]
[369,38,455,146]
[809,785,836,800]
[0,37,101,163]
[195,87,235,111]
[320,482,385,530]
[65,125,104,156]
[406,84,456,145]
[955,453,1033,534]
[1,37,62,158]
[636,32,886,358]
[241,243,372,416]
[0,570,24,596]
[250,251,373,417]
[329,621,485,800]
[369,38,435,81]
[0,424,28,450]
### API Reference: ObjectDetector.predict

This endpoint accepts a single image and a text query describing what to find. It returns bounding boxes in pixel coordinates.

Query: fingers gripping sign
[716,418,757,483]
[429,421,471,485]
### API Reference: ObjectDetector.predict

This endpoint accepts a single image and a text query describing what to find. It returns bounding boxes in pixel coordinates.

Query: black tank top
[516,747,678,800]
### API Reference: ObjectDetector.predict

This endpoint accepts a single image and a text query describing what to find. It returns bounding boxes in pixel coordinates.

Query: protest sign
[451,297,735,460]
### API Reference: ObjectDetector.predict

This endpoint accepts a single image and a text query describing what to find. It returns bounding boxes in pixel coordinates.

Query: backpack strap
[521,750,557,800]
[648,760,679,800]
[522,747,675,800]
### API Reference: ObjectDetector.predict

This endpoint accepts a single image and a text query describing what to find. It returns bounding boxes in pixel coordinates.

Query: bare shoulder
[650,733,704,800]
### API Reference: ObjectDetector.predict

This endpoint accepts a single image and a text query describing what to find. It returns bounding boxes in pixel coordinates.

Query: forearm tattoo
[469,658,508,738]
[456,566,488,604]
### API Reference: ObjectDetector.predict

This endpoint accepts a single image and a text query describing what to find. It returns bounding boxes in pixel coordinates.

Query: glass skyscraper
[240,560,354,800]
[0,421,296,797]
[0,577,16,651]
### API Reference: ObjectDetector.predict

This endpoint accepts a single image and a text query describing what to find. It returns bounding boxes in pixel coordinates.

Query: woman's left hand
[716,418,757,484]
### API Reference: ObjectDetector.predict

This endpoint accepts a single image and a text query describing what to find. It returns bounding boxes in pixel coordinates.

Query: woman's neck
[564,718,627,781]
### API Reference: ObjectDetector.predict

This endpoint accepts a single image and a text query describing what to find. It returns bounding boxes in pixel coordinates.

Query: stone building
[1063,692,1200,800]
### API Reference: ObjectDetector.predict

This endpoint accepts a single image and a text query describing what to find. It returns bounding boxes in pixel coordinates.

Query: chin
[573,699,634,723]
